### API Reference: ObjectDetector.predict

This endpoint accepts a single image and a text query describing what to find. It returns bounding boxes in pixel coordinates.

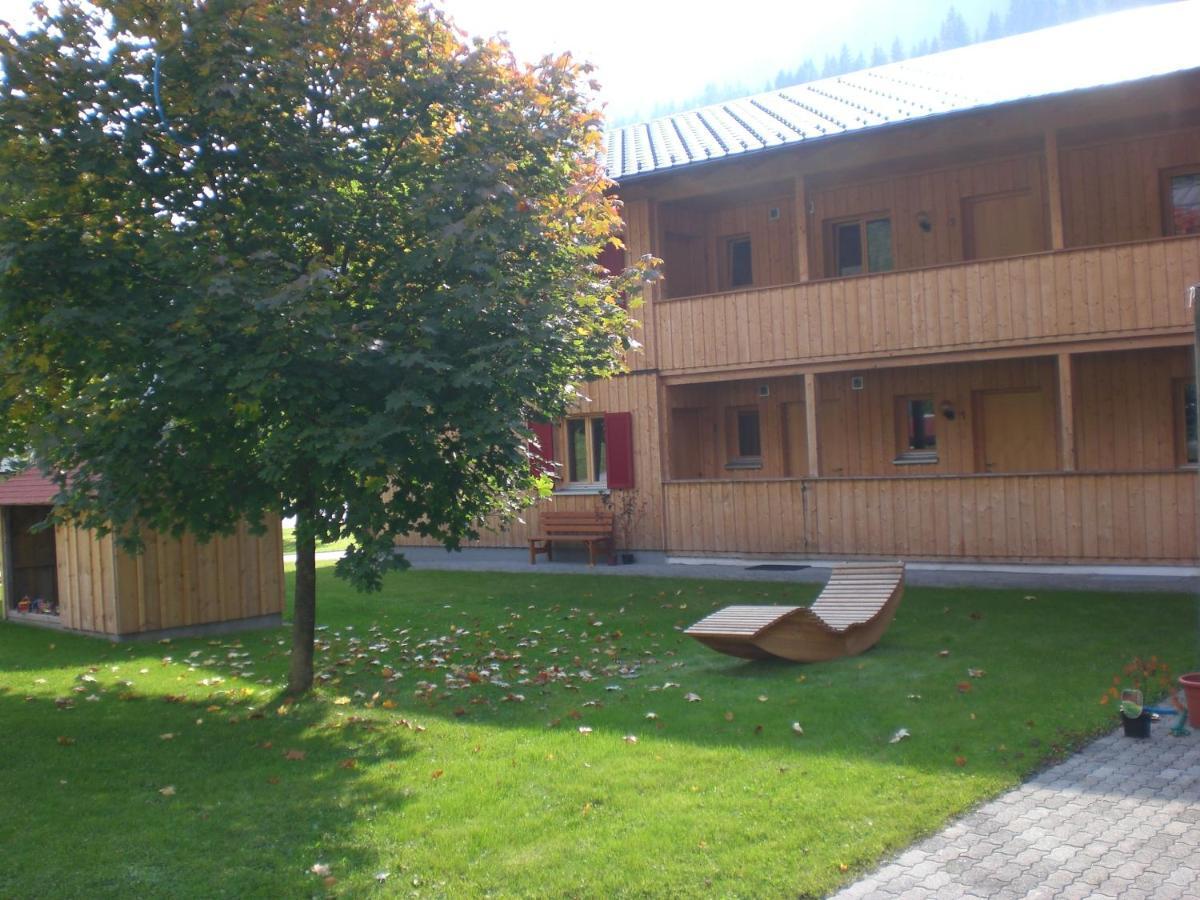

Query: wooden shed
[0,469,284,639]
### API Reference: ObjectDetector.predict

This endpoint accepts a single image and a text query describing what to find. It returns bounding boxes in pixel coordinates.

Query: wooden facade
[1,489,284,638]
[399,66,1200,567]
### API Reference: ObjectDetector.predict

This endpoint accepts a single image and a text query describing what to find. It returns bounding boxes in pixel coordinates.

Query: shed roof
[603,2,1200,182]
[0,469,60,506]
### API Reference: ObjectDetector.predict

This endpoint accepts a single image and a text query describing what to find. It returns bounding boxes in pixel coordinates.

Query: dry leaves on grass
[158,785,176,797]
[284,749,306,761]
[889,728,911,744]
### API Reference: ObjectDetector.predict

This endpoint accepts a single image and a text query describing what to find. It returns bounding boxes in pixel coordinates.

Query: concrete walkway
[391,546,1199,594]
[833,721,1200,899]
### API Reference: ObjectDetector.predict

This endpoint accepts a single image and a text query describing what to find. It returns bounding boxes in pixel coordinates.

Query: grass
[281,527,353,555]
[0,567,1194,898]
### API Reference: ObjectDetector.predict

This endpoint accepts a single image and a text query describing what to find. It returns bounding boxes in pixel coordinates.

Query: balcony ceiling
[604,2,1200,182]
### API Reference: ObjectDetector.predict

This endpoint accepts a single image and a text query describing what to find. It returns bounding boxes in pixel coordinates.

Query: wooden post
[804,372,820,476]
[1057,352,1076,471]
[1044,130,1065,251]
[794,175,811,282]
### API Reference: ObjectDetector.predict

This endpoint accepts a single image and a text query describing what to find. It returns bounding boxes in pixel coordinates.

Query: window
[828,216,893,276]
[1178,381,1198,466]
[1164,169,1200,236]
[894,396,937,464]
[725,235,753,288]
[725,407,762,468]
[565,417,606,486]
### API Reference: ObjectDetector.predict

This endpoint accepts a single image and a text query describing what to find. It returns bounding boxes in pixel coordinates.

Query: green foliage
[0,1,647,592]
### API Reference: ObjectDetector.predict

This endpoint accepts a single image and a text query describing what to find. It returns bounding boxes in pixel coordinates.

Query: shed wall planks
[46,518,283,637]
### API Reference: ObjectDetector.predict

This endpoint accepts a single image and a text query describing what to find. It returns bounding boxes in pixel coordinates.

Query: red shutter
[598,242,628,309]
[528,421,555,477]
[604,411,634,489]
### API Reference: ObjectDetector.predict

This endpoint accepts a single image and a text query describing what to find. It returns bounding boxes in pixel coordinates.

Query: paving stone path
[833,719,1200,899]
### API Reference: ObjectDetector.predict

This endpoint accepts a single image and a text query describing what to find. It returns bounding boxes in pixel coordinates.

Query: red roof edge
[0,469,62,506]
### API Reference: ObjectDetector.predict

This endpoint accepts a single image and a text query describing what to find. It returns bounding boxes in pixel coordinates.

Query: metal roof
[0,469,60,506]
[604,2,1200,181]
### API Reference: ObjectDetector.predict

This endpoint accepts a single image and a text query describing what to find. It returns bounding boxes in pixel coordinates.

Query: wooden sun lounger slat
[684,562,905,662]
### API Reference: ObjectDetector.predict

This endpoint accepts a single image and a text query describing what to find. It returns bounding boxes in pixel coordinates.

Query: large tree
[0,0,647,693]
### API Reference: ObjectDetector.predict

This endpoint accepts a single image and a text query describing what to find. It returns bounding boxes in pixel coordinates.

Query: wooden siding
[1073,346,1195,471]
[810,153,1046,275]
[53,518,283,637]
[398,373,666,551]
[659,188,797,300]
[666,376,807,479]
[663,472,1198,563]
[1061,127,1200,248]
[653,235,1200,373]
[816,358,1058,476]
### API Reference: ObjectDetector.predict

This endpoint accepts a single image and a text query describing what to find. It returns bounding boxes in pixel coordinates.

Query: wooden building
[402,5,1200,567]
[0,469,284,638]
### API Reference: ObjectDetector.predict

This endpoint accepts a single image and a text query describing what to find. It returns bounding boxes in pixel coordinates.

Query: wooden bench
[684,562,905,662]
[529,511,616,567]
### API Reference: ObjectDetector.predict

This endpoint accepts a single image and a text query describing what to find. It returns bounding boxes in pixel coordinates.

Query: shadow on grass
[0,624,417,898]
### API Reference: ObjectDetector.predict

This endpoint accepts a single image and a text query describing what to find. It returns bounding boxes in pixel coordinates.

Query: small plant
[602,488,647,553]
[1101,656,1173,717]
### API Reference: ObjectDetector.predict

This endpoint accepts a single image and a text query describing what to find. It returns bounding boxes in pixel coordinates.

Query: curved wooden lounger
[684,562,905,662]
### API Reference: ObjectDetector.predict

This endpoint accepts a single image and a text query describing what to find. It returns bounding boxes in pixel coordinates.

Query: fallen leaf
[957,682,972,693]
[724,711,734,722]
[374,872,390,883]
[578,726,593,735]
[332,696,351,706]
[938,649,951,658]
[159,733,176,741]
[754,724,764,734]
[757,694,769,703]
[955,755,967,767]
[311,863,331,877]
[284,749,306,761]
[889,728,911,744]
[684,692,702,703]
[644,712,658,720]
[791,722,804,736]
[969,611,984,620]
[431,769,444,779]
[158,785,176,797]
[338,758,357,769]
[623,734,638,744]
[323,877,337,887]
[56,735,75,746]
[907,694,922,701]
[381,699,397,709]
[967,668,985,678]
[838,863,849,873]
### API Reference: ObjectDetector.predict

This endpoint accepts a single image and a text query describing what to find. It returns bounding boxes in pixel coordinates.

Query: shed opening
[3,506,59,618]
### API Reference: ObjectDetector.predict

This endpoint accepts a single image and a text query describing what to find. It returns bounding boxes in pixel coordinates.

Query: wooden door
[962,190,1042,260]
[662,231,708,298]
[974,389,1056,473]
[670,407,705,479]
[780,401,809,476]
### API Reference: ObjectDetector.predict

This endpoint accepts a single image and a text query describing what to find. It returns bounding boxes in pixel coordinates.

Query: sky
[0,0,1005,122]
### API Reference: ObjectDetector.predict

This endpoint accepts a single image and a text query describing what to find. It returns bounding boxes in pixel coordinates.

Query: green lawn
[281,527,353,555]
[1,567,1194,898]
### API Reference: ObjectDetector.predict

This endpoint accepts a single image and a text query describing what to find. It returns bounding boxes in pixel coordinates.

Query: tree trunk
[287,504,317,696]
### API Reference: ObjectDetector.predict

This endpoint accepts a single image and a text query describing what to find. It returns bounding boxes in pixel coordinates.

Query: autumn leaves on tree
[0,0,651,693]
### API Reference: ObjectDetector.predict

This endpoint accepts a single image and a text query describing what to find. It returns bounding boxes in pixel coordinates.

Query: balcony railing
[662,471,1198,563]
[652,235,1200,372]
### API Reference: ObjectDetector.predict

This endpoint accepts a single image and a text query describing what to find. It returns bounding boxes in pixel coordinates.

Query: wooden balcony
[652,235,1200,373]
[663,471,1198,564]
